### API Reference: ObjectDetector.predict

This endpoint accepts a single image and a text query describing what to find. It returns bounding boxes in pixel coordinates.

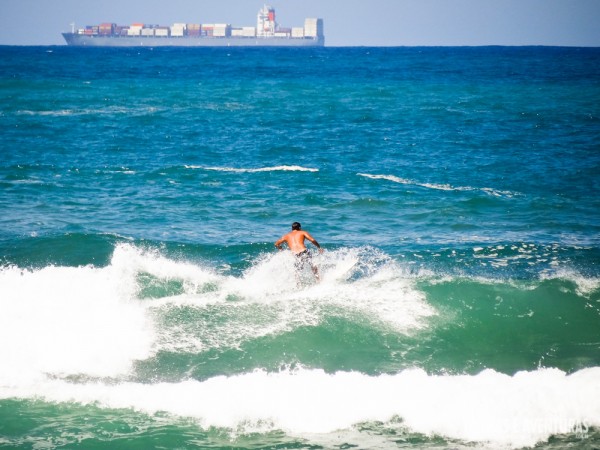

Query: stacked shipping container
[187,24,201,37]
[304,18,323,38]
[72,6,323,42]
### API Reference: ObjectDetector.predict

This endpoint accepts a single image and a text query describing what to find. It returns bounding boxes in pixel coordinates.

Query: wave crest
[185,165,319,173]
[358,172,519,197]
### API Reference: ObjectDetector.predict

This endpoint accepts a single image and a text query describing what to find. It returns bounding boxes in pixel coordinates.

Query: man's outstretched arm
[275,236,286,250]
[304,232,323,253]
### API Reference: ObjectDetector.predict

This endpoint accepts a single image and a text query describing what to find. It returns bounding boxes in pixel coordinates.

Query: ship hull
[62,33,324,47]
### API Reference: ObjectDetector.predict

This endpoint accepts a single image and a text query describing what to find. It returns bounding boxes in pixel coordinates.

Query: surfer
[275,222,323,281]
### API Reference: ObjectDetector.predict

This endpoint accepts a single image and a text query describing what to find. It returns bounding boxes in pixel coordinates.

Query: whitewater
[1,244,599,449]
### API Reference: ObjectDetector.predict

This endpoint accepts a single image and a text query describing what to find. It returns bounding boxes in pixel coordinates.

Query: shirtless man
[275,222,323,280]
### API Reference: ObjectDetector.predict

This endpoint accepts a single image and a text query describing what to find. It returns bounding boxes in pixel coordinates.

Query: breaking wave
[1,243,599,449]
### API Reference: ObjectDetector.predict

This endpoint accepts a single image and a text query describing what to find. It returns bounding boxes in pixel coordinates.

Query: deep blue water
[1,46,599,449]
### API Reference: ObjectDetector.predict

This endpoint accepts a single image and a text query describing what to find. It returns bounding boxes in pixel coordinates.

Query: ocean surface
[1,45,600,449]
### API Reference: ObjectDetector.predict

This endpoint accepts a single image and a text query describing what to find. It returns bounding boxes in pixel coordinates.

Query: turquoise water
[1,46,599,449]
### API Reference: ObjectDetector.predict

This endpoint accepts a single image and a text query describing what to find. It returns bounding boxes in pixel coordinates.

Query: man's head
[292,222,301,231]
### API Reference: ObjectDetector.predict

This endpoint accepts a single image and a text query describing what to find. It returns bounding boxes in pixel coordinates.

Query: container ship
[62,5,324,47]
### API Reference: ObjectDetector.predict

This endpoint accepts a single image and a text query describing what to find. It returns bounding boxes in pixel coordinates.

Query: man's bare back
[275,223,322,254]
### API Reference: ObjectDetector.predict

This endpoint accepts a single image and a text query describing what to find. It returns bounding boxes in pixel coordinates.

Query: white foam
[0,244,434,375]
[357,173,518,198]
[15,106,163,117]
[144,247,435,353]
[185,165,318,173]
[303,248,435,331]
[3,367,598,449]
[540,268,600,297]
[2,244,598,448]
[110,243,219,290]
[0,261,154,382]
[17,109,76,117]
[0,241,219,381]
[222,247,435,332]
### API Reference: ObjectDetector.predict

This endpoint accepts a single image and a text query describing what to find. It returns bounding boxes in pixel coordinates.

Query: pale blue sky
[1,0,599,46]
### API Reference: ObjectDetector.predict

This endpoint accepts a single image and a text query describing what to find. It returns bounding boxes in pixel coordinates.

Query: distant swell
[16,106,164,117]
[185,165,319,173]
[357,173,519,197]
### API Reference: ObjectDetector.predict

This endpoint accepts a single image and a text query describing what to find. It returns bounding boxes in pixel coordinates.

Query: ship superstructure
[256,5,277,37]
[62,5,324,47]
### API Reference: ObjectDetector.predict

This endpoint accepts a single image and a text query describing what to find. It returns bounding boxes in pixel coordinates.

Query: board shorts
[294,249,312,270]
